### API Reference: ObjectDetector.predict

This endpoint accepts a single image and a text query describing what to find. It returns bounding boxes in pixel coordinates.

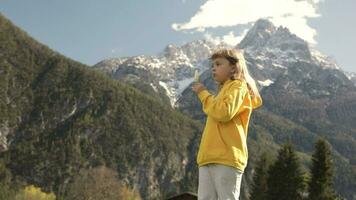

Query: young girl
[192,48,263,200]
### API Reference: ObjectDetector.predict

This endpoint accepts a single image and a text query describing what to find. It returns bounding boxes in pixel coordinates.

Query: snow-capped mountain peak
[93,39,230,107]
[310,48,340,70]
[93,18,353,108]
[238,18,276,49]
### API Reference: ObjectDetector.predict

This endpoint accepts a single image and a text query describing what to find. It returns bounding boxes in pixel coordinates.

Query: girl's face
[211,57,236,83]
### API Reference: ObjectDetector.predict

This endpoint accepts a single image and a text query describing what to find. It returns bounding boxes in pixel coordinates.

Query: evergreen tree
[0,159,16,200]
[308,138,336,200]
[266,143,306,200]
[250,152,270,200]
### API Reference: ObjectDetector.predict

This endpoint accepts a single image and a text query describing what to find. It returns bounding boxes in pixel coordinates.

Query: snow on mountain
[93,18,353,107]
[258,79,274,87]
[239,19,314,71]
[343,70,356,86]
[310,48,340,70]
[238,19,345,74]
[93,40,231,107]
[233,18,356,95]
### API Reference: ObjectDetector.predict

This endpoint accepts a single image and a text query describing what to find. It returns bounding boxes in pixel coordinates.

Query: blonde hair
[210,48,261,101]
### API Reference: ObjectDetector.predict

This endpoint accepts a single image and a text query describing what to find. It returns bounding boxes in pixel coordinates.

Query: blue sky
[0,0,355,73]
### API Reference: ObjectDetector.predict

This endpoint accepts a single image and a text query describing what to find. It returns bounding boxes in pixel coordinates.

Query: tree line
[250,138,344,200]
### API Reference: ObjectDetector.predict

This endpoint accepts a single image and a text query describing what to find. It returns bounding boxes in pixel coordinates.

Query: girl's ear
[230,65,237,73]
[229,64,235,72]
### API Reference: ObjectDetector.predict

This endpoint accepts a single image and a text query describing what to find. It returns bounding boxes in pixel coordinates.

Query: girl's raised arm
[197,80,247,122]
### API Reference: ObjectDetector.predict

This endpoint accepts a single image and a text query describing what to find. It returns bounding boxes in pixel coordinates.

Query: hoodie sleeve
[197,80,247,122]
[251,95,263,109]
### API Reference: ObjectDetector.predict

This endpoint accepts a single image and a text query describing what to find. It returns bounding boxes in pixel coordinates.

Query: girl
[192,48,263,200]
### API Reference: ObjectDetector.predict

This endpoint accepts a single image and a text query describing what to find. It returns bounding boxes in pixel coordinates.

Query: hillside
[0,13,203,199]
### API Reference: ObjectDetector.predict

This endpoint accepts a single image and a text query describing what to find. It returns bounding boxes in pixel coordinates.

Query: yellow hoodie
[196,78,263,172]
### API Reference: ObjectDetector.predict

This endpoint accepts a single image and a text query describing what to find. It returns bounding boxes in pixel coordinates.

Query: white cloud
[224,29,248,45]
[203,29,248,46]
[172,0,324,44]
[270,16,318,43]
[204,32,222,45]
[222,31,240,45]
[110,48,122,55]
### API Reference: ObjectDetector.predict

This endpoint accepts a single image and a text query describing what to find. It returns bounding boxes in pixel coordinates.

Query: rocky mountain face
[233,19,356,125]
[93,40,230,107]
[94,19,356,199]
[345,71,356,86]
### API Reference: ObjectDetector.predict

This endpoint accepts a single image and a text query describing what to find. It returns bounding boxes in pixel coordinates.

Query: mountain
[93,40,230,107]
[93,19,355,109]
[94,18,356,199]
[0,13,205,199]
[344,71,356,86]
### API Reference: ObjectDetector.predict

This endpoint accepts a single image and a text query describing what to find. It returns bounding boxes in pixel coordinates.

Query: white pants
[198,163,243,200]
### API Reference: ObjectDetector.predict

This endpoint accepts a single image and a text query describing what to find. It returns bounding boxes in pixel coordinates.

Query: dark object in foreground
[166,192,197,200]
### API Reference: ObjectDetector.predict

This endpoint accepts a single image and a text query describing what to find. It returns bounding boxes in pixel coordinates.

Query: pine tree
[266,143,306,200]
[250,152,270,200]
[308,138,336,200]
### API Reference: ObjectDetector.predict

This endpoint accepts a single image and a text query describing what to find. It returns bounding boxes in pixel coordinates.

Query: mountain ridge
[0,13,204,199]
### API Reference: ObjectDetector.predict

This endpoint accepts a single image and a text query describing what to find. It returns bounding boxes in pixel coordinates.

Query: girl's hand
[192,82,206,94]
